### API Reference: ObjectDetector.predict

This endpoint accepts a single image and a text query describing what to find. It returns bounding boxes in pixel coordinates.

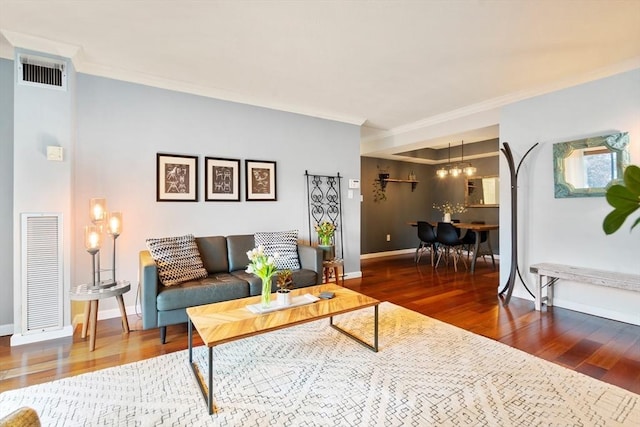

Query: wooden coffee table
[186,283,380,414]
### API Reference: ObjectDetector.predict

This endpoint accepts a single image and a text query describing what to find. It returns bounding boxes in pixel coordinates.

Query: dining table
[408,221,499,273]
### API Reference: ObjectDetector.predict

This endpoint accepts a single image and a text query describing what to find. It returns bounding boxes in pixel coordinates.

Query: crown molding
[362,56,640,147]
[79,61,367,126]
[0,29,81,61]
[0,29,366,126]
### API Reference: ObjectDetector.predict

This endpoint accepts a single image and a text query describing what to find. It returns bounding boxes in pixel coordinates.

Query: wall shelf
[378,174,419,191]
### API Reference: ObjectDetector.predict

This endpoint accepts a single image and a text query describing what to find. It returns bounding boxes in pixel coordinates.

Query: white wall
[11,50,76,342]
[0,58,14,335]
[73,74,361,317]
[500,68,640,325]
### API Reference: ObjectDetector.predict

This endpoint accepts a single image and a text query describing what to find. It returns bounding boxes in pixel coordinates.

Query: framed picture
[205,157,241,201]
[245,159,277,201]
[156,153,198,202]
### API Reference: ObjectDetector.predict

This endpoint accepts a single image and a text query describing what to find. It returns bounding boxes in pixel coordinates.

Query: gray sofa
[139,234,323,343]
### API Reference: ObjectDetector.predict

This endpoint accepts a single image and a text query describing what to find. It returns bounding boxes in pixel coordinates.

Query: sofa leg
[160,326,167,344]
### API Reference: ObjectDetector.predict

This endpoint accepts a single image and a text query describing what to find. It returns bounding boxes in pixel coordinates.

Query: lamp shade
[449,165,462,177]
[107,212,123,237]
[436,167,448,178]
[464,164,477,176]
[84,225,102,254]
[90,198,107,223]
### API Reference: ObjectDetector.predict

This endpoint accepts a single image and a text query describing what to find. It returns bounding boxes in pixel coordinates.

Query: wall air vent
[20,213,64,334]
[17,54,67,91]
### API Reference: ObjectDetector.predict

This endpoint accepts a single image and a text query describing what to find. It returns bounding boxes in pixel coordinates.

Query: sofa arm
[298,244,323,285]
[139,250,160,330]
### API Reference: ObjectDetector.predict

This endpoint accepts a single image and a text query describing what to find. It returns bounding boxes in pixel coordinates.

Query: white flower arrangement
[433,202,467,215]
[246,245,279,281]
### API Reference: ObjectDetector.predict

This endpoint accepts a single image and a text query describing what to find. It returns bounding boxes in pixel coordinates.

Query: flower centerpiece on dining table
[246,245,279,307]
[433,202,467,222]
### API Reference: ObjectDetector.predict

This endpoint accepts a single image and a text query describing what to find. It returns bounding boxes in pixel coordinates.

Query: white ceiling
[1,1,639,159]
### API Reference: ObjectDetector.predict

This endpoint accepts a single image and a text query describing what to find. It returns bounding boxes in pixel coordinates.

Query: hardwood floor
[1,253,639,394]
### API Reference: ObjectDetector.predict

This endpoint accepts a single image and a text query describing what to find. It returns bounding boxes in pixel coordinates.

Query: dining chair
[435,222,468,272]
[415,221,437,266]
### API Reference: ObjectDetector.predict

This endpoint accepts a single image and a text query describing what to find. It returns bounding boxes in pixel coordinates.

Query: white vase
[277,291,291,306]
[443,213,451,223]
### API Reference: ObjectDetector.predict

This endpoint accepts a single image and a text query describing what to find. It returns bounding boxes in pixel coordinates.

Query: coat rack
[499,142,538,305]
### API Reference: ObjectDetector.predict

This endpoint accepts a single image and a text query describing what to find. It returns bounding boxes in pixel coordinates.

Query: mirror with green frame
[553,132,629,198]
[465,175,499,207]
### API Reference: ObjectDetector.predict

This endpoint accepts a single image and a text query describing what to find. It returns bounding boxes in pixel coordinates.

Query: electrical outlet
[386,234,391,242]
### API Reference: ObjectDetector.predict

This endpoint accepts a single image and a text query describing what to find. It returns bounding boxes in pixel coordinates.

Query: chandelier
[436,140,476,178]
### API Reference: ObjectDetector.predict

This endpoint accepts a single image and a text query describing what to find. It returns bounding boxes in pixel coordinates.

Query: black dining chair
[415,221,437,266]
[435,222,467,272]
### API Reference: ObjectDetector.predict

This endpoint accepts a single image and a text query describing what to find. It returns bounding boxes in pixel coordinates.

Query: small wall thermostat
[348,179,360,189]
[47,146,64,161]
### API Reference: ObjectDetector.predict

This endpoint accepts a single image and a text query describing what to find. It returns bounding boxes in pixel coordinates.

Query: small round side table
[70,280,131,351]
[322,258,344,285]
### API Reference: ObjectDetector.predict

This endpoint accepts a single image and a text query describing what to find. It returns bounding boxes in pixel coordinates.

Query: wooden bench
[529,263,640,311]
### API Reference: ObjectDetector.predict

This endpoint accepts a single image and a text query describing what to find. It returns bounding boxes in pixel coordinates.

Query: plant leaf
[603,209,630,234]
[631,216,640,231]
[623,165,640,195]
[606,185,638,209]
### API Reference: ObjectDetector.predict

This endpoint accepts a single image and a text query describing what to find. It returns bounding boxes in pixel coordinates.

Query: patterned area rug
[1,303,638,426]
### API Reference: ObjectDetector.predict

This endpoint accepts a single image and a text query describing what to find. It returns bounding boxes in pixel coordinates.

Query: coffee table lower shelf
[186,285,380,415]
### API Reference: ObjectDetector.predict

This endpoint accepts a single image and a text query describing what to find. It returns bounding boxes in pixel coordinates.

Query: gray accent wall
[361,151,500,255]
[71,74,361,316]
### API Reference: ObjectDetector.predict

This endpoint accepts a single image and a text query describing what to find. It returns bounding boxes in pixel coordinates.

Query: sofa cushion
[254,230,301,270]
[226,234,255,272]
[156,273,249,311]
[146,234,208,287]
[196,236,229,274]
[231,268,317,296]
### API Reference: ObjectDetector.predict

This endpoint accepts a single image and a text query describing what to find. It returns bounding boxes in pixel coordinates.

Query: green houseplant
[603,165,640,234]
[276,269,293,306]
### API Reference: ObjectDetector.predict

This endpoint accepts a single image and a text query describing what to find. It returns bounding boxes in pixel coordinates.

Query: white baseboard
[361,249,500,261]
[343,271,362,280]
[10,325,74,346]
[509,288,640,326]
[0,323,14,337]
[72,304,138,329]
[552,298,640,326]
[361,249,415,259]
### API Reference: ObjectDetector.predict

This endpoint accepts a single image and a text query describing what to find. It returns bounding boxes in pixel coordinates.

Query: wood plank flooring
[1,253,638,394]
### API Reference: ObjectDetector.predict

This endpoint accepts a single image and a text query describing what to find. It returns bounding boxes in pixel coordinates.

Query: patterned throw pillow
[254,230,301,270]
[145,234,208,286]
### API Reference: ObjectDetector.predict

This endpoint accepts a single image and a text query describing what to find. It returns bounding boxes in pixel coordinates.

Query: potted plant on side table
[315,221,337,261]
[276,269,293,306]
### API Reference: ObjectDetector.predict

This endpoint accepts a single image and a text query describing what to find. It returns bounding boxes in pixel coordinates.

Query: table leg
[81,301,90,338]
[534,274,542,311]
[333,266,340,285]
[189,318,217,415]
[188,318,193,363]
[115,294,130,333]
[89,300,99,351]
[470,234,481,273]
[329,304,379,352]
